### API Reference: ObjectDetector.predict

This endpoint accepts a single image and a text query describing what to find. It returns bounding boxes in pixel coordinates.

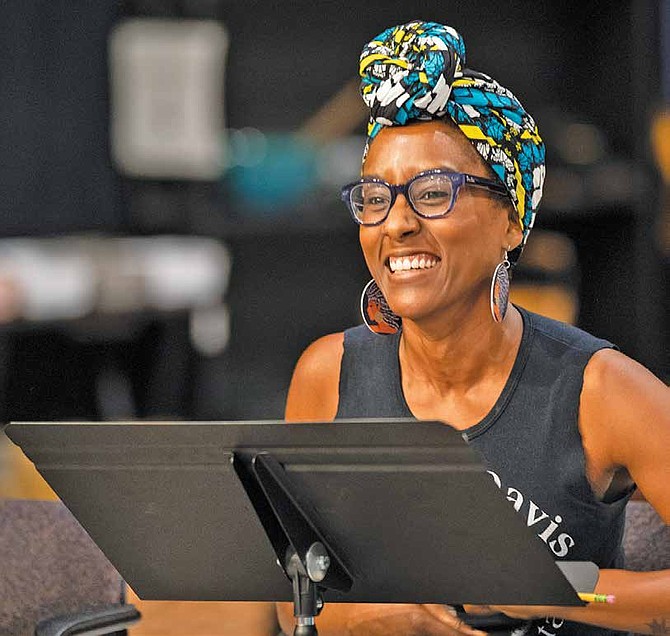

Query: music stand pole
[245,453,353,636]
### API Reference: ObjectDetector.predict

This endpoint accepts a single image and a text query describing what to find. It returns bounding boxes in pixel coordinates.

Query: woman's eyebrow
[362,166,460,180]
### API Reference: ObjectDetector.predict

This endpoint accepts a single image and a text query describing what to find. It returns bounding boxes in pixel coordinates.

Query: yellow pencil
[578,593,616,604]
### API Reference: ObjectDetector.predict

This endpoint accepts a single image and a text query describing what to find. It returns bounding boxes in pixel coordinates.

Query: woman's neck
[399,301,523,395]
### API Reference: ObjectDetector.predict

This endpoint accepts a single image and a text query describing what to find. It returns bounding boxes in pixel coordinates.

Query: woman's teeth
[388,255,439,272]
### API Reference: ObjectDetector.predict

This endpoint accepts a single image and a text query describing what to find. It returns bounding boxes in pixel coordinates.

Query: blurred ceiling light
[651,109,670,183]
[555,123,606,166]
[520,231,577,273]
[588,162,637,204]
[540,168,586,210]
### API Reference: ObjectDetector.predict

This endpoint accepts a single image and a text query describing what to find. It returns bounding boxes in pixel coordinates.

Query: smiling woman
[279,19,670,636]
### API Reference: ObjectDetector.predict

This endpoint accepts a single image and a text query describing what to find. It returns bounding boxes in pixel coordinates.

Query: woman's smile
[387,252,442,273]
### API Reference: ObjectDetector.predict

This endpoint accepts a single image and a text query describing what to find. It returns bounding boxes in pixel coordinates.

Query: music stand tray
[5,419,591,632]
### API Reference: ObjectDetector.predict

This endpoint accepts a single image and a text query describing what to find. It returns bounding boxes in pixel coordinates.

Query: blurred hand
[463,603,554,621]
[346,603,488,636]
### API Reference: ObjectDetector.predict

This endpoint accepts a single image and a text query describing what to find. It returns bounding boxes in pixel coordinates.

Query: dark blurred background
[0,0,668,431]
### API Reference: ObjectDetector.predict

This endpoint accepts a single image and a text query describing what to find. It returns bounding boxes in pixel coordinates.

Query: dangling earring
[490,249,511,323]
[360,279,402,335]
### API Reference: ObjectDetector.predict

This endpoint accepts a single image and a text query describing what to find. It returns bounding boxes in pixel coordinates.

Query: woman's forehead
[362,121,487,179]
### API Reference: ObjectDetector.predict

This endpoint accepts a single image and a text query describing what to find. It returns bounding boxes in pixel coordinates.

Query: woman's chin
[387,298,439,323]
[387,293,484,327]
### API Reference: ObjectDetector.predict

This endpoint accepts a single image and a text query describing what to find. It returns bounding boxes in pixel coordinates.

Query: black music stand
[4,419,595,635]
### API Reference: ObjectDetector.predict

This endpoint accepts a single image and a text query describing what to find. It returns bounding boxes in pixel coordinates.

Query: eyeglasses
[341,169,509,227]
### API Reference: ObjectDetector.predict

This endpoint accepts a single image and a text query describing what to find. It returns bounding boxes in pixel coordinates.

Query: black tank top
[336,307,632,636]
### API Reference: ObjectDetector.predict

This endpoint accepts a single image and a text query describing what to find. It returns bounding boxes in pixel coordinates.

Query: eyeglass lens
[350,173,456,224]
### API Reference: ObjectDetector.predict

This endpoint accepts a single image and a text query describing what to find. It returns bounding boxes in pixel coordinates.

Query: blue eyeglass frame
[340,168,509,226]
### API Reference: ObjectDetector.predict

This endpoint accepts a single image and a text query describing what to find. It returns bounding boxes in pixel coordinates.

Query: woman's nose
[383,194,421,238]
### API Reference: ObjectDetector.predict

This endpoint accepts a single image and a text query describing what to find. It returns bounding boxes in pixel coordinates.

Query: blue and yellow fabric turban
[359,20,546,258]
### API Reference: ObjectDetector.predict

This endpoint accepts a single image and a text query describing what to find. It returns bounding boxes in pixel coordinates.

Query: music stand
[4,419,594,635]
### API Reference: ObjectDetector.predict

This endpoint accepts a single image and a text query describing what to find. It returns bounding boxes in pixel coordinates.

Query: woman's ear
[505,214,524,252]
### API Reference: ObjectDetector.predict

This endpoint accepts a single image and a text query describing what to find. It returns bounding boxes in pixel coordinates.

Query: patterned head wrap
[359,20,545,258]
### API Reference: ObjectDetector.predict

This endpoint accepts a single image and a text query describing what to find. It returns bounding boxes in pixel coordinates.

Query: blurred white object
[0,236,231,323]
[134,236,230,311]
[110,18,229,179]
[190,305,230,357]
[0,241,96,321]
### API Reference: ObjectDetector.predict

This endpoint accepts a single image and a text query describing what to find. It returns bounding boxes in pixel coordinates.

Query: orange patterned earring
[360,279,402,335]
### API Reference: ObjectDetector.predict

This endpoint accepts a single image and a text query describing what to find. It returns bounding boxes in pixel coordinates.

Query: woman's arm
[488,349,670,634]
[284,333,344,422]
[482,568,670,635]
[584,349,670,522]
[279,333,487,636]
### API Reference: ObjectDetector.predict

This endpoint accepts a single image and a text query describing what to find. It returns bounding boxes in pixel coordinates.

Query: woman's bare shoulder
[581,348,670,520]
[285,332,344,422]
[582,347,668,414]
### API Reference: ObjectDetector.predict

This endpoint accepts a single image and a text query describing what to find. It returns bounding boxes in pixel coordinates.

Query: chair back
[0,499,124,636]
[623,500,670,571]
